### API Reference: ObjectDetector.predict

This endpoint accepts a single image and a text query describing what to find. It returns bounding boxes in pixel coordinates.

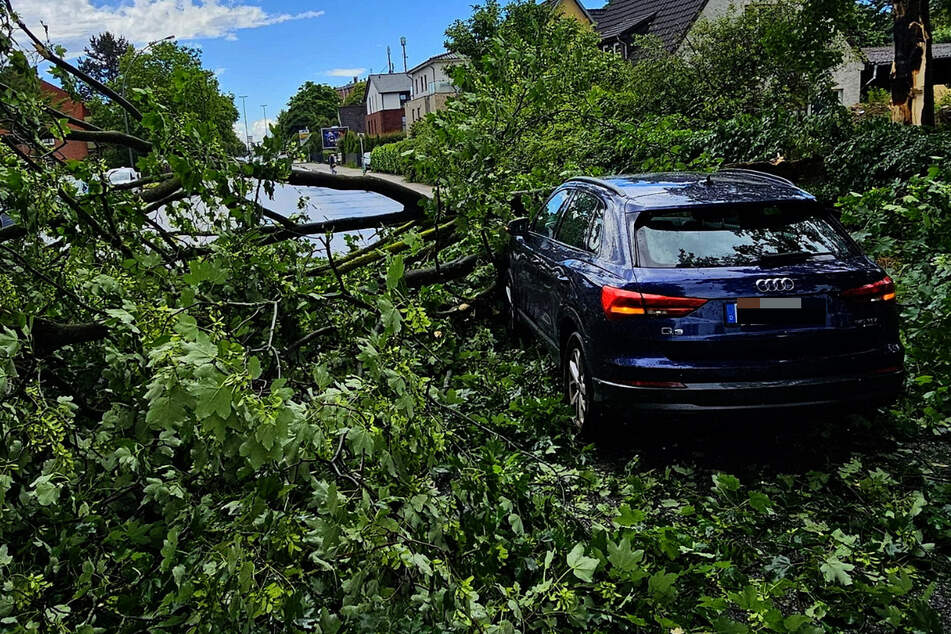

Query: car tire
[504,271,527,342]
[563,333,602,440]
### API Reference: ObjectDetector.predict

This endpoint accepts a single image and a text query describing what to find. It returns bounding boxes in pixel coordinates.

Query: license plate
[738,297,802,310]
[726,297,806,325]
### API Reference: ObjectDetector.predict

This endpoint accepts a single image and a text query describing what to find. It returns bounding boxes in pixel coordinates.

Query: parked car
[106,167,139,185]
[505,170,903,434]
[0,212,13,228]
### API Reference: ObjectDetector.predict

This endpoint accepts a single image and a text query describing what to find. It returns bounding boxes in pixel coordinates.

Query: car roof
[565,170,815,210]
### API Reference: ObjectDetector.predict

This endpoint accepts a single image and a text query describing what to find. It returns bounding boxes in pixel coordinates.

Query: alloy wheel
[566,346,587,430]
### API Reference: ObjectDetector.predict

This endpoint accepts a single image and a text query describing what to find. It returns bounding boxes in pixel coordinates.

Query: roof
[588,0,708,50]
[863,42,951,65]
[569,171,814,209]
[365,73,411,96]
[406,52,463,76]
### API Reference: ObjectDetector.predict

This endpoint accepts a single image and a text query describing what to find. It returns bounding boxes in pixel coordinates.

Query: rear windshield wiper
[758,250,834,267]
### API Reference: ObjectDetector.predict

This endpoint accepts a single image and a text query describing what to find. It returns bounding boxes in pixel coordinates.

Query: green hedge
[369,139,425,182]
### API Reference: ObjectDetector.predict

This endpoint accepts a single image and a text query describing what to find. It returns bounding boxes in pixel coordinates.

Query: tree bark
[891,0,934,126]
[31,319,109,357]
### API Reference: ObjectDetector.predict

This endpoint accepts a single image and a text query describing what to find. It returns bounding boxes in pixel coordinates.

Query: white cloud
[214,67,226,77]
[324,68,366,78]
[234,117,273,145]
[12,0,324,52]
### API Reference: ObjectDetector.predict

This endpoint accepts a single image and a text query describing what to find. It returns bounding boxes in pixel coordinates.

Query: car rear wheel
[564,333,602,439]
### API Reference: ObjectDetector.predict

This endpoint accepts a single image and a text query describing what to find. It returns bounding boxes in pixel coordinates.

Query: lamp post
[261,104,269,143]
[122,35,175,167]
[239,95,251,154]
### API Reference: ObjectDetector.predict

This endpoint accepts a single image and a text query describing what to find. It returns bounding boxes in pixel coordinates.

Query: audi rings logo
[756,277,795,292]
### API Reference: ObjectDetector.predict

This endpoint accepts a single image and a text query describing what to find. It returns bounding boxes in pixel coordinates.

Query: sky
[13,0,485,143]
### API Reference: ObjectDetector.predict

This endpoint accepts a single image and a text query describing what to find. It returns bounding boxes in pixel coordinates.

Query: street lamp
[122,34,175,167]
[261,104,269,141]
[239,95,251,154]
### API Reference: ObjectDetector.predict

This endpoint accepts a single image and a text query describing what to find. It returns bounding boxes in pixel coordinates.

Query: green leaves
[566,543,599,582]
[606,537,643,573]
[386,256,405,292]
[30,474,61,506]
[820,556,855,586]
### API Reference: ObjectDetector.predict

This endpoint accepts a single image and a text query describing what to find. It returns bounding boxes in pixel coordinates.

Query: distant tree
[445,0,505,62]
[275,81,340,142]
[87,41,243,164]
[76,32,130,100]
[342,80,367,106]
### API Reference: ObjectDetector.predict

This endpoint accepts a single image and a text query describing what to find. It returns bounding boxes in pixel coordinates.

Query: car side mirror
[507,217,528,237]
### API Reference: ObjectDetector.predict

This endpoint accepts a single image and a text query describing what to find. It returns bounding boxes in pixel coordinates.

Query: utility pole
[400,36,408,72]
[387,46,393,74]
[261,104,269,141]
[239,95,251,153]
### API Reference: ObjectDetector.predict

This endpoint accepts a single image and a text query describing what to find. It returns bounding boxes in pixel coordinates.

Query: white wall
[366,80,406,113]
[366,82,380,115]
[409,61,455,98]
[831,58,865,107]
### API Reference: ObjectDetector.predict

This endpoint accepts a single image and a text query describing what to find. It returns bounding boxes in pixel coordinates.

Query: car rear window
[631,205,854,268]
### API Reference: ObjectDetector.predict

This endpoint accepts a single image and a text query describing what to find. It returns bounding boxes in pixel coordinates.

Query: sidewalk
[298,162,434,199]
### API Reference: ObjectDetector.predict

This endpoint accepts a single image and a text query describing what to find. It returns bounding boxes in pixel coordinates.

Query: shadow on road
[593,409,899,477]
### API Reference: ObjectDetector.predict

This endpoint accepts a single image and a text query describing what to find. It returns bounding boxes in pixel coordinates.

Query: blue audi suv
[505,170,903,433]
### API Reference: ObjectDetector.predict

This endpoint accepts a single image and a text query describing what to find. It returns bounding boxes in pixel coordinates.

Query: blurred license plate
[738,297,801,310]
[726,297,806,325]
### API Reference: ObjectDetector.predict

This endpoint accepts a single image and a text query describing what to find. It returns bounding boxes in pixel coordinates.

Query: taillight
[601,286,707,319]
[841,275,896,303]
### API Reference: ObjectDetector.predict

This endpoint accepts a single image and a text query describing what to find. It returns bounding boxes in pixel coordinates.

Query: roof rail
[716,168,797,188]
[566,176,627,197]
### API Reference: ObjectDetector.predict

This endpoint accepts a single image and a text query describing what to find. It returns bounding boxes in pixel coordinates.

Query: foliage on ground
[0,0,949,632]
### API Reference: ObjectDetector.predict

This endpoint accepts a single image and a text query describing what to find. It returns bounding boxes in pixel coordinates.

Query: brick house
[39,80,90,161]
[335,77,362,102]
[364,73,410,135]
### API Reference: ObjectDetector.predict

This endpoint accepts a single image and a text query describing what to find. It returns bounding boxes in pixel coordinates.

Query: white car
[106,167,139,185]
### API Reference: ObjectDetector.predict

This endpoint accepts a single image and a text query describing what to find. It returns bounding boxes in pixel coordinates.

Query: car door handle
[554,265,570,283]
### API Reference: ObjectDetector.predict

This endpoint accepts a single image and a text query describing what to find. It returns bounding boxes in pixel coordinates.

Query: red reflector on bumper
[624,380,687,388]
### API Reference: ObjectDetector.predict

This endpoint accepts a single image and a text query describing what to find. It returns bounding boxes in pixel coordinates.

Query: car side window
[557,191,604,253]
[531,189,570,238]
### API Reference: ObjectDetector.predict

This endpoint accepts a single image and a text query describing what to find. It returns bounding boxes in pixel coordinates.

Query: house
[364,73,411,135]
[551,0,868,107]
[834,43,951,107]
[404,52,462,131]
[39,80,90,161]
[551,0,751,58]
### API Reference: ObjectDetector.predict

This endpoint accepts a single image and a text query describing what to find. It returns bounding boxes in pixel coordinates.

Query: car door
[515,188,572,336]
[542,189,607,342]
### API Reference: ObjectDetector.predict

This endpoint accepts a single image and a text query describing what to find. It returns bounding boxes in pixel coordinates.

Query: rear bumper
[593,370,904,412]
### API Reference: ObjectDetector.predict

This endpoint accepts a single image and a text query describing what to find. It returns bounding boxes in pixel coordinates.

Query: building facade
[404,52,462,131]
[364,73,411,135]
[39,80,90,161]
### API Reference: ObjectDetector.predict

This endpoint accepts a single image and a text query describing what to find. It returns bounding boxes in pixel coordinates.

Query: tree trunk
[891,0,934,126]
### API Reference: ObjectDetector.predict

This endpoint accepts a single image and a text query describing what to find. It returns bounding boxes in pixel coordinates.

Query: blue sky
[17,0,485,141]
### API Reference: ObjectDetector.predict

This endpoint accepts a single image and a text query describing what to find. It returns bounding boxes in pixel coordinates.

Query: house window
[613,42,624,57]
